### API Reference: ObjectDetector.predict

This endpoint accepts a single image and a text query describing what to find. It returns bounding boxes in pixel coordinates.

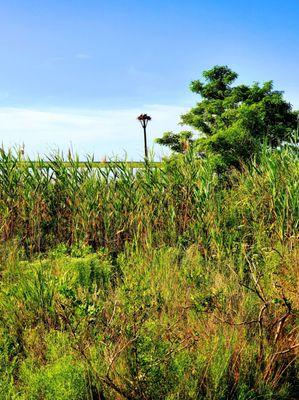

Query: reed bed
[0,146,298,399]
[1,147,297,256]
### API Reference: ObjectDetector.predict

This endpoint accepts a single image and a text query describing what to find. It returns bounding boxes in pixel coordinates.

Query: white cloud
[0,105,190,160]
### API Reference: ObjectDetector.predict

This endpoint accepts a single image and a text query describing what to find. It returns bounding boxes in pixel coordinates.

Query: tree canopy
[156,65,298,168]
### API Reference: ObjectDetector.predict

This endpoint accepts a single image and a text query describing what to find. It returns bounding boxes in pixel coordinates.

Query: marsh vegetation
[0,143,298,399]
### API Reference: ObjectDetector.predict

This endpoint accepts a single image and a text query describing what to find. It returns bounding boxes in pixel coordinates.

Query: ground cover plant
[0,142,298,399]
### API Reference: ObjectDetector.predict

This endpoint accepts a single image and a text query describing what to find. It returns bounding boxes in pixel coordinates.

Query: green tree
[156,65,297,167]
[155,130,194,153]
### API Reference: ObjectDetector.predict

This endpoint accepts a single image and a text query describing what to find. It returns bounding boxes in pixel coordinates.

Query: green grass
[0,146,298,399]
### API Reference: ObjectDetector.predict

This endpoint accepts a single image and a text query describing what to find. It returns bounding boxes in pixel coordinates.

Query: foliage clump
[156,65,298,168]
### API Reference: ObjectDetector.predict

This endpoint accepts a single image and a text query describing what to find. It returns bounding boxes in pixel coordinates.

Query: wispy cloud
[0,105,189,160]
[0,91,10,101]
[75,53,92,59]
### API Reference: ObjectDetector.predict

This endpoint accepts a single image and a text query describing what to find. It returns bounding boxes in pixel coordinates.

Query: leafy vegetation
[0,144,298,399]
[156,66,298,169]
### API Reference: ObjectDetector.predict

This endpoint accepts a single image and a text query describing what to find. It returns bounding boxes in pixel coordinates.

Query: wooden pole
[142,120,148,159]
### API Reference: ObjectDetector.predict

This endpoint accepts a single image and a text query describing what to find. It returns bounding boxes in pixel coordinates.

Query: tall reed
[0,146,297,257]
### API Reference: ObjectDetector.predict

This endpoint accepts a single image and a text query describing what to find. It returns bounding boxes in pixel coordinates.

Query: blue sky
[1,0,299,159]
